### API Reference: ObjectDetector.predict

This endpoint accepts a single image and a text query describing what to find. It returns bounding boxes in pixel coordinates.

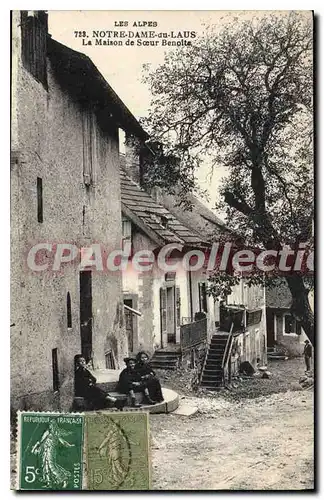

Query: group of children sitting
[74,351,163,410]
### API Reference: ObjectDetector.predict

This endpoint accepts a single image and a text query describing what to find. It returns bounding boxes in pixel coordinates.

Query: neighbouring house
[157,181,267,385]
[266,280,310,356]
[11,10,144,410]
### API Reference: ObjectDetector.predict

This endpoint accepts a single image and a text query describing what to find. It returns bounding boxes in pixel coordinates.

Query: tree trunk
[285,274,314,345]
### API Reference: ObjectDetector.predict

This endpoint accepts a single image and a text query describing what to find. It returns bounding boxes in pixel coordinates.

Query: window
[67,292,72,328]
[122,217,132,249]
[246,309,262,327]
[52,348,59,392]
[37,177,43,223]
[176,287,181,327]
[20,11,47,87]
[284,314,302,335]
[160,288,167,335]
[198,282,208,313]
[119,128,126,155]
[105,351,115,369]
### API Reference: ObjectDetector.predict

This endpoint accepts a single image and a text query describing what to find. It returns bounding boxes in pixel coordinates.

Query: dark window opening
[37,177,43,223]
[20,11,48,87]
[67,292,72,328]
[246,309,262,327]
[80,271,93,362]
[161,216,169,228]
[198,282,208,313]
[52,348,59,392]
[284,314,302,335]
[122,217,132,249]
[160,288,167,335]
[176,287,181,327]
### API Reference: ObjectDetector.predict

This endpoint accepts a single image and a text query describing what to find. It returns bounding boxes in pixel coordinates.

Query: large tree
[142,12,314,343]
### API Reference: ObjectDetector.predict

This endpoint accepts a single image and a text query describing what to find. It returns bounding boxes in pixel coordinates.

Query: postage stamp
[17,412,84,491]
[85,411,150,490]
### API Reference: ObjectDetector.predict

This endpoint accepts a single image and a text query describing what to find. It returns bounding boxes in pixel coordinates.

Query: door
[124,299,134,352]
[79,271,92,362]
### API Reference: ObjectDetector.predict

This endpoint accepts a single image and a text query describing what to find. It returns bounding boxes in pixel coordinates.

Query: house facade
[120,167,218,355]
[11,11,143,410]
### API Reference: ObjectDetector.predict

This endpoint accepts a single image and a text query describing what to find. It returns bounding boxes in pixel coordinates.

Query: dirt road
[150,389,314,490]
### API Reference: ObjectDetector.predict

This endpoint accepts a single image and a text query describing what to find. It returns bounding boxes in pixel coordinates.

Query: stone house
[119,141,267,375]
[159,185,267,373]
[11,11,144,410]
[266,280,310,356]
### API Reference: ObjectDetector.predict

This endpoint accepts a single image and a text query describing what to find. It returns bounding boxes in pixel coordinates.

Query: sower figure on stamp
[135,351,164,404]
[31,420,74,489]
[303,340,312,373]
[74,355,126,410]
[117,357,144,408]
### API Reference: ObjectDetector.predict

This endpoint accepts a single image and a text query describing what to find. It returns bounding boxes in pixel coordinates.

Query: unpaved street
[150,388,314,490]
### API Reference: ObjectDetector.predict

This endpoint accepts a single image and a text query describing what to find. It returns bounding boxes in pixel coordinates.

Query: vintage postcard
[11,10,314,490]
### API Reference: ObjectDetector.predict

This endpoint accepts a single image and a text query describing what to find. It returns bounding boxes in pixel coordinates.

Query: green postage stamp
[17,412,84,491]
[85,411,150,490]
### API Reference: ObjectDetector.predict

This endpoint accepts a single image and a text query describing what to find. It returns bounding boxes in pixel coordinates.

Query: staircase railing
[221,323,234,386]
[180,317,207,351]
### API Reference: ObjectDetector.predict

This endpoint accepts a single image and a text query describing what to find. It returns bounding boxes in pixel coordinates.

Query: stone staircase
[151,348,181,370]
[200,333,229,390]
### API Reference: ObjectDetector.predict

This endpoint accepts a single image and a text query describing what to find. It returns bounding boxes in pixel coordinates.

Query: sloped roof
[120,170,209,247]
[159,191,234,242]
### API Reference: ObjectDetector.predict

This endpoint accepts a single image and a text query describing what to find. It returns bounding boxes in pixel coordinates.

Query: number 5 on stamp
[85,412,151,490]
[17,412,84,490]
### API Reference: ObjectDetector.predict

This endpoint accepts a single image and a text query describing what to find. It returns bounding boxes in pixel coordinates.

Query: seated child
[74,354,125,410]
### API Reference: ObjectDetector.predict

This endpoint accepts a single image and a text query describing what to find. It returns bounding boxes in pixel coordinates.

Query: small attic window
[160,216,169,229]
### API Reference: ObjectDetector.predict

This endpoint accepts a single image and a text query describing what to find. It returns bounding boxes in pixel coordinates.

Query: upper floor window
[198,282,208,313]
[67,292,72,328]
[122,217,132,249]
[20,11,47,87]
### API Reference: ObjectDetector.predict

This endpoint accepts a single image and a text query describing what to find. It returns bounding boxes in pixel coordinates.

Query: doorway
[124,298,134,353]
[79,270,92,362]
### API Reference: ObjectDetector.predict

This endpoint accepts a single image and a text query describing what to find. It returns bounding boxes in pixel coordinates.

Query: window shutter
[176,287,181,327]
[21,11,47,87]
